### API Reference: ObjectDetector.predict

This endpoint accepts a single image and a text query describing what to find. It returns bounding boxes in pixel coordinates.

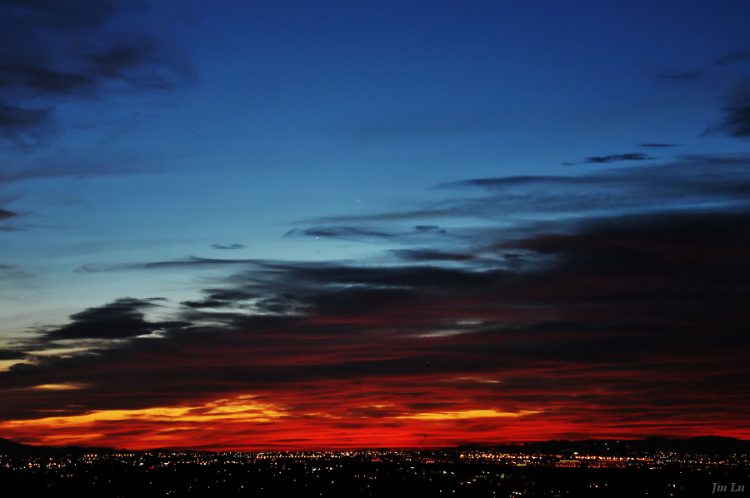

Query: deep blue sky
[3,0,750,337]
[1,1,750,447]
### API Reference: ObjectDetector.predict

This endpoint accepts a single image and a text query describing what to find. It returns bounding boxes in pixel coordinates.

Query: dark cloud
[211,243,245,250]
[0,103,51,143]
[639,143,679,148]
[281,158,750,264]
[317,155,750,228]
[284,226,396,241]
[89,40,157,78]
[283,224,451,249]
[0,349,25,360]
[0,263,34,282]
[713,49,750,67]
[505,211,750,280]
[0,208,17,219]
[390,249,477,262]
[708,99,750,138]
[76,256,262,273]
[40,298,186,341]
[655,48,750,83]
[414,225,447,234]
[0,0,193,143]
[0,0,118,28]
[655,48,750,140]
[284,225,452,243]
[563,152,655,166]
[0,64,95,94]
[468,154,750,203]
[0,207,19,232]
[305,208,458,225]
[88,38,196,90]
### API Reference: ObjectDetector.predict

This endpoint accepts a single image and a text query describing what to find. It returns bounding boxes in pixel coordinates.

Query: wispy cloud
[211,243,245,250]
[706,97,750,138]
[306,155,750,230]
[562,152,655,166]
[656,69,704,82]
[0,0,194,145]
[653,46,750,140]
[713,49,750,67]
[0,104,51,144]
[638,143,679,148]
[76,256,263,273]
[655,47,750,84]
[0,208,17,219]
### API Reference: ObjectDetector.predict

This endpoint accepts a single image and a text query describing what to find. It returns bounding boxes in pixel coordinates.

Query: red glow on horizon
[3,383,748,451]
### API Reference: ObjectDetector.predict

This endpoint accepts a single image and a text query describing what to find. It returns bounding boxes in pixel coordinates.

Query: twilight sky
[1,0,750,450]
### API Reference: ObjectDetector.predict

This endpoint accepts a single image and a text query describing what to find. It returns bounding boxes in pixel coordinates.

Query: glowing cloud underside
[397,409,541,421]
[0,394,287,429]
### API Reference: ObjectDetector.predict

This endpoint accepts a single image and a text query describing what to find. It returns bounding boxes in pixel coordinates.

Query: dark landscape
[2,438,748,497]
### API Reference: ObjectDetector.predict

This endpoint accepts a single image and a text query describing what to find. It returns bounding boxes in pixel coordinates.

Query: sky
[1,0,750,450]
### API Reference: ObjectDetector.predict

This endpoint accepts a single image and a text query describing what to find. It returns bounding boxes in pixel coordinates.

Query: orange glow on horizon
[396,409,541,420]
[3,384,746,451]
[30,383,87,391]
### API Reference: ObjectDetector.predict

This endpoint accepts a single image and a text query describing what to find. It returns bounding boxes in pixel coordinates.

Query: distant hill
[457,436,750,455]
[0,438,115,456]
[0,438,34,456]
